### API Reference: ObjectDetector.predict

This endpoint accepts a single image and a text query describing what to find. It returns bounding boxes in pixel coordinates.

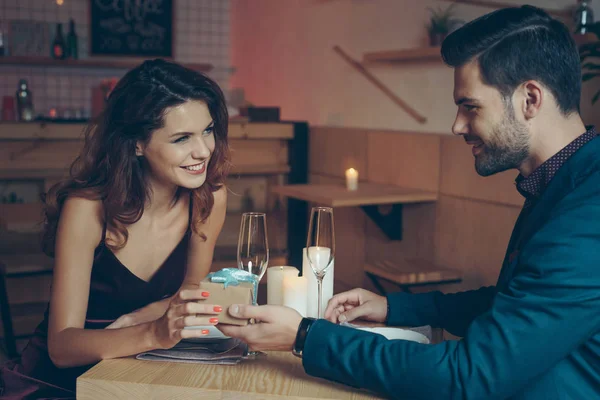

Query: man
[220,6,600,399]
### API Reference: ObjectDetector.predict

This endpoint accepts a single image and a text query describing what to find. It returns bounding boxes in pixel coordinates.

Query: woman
[0,59,230,399]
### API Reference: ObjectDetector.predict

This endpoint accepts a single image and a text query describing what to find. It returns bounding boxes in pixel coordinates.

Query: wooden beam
[332,45,428,124]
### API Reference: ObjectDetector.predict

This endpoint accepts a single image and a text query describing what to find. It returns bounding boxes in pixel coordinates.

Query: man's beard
[475,104,530,177]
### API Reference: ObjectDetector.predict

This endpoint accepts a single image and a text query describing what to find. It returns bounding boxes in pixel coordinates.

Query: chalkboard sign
[90,0,173,57]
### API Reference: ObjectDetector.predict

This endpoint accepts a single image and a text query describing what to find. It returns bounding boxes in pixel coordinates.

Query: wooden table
[77,352,384,399]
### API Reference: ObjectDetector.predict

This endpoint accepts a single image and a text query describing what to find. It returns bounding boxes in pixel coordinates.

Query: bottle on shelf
[15,79,34,122]
[574,0,594,34]
[67,18,78,59]
[0,29,5,56]
[52,23,67,59]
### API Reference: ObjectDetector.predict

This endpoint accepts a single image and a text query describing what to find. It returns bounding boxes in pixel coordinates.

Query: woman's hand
[105,313,137,330]
[324,288,388,324]
[105,282,204,330]
[105,297,170,330]
[150,288,222,349]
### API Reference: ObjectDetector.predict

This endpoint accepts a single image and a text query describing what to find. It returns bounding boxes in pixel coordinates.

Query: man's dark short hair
[441,5,581,115]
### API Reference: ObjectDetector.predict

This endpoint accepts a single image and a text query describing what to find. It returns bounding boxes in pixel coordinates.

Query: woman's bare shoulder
[59,196,104,237]
[213,185,227,206]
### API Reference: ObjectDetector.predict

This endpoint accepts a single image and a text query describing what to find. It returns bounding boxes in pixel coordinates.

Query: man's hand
[218,305,303,352]
[324,288,388,324]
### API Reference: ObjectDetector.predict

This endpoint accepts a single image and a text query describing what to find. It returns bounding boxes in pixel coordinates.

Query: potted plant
[580,22,600,104]
[427,5,461,46]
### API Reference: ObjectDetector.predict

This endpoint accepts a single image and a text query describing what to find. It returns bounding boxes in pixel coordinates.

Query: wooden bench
[0,254,54,358]
[365,258,462,295]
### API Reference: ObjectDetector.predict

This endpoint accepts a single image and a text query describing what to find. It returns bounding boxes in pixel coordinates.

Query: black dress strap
[99,205,108,246]
[187,191,194,232]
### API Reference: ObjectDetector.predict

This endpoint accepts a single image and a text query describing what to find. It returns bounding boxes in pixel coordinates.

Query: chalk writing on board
[91,0,172,57]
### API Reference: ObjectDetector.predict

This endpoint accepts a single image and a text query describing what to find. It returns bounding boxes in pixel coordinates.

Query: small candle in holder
[283,275,308,317]
[267,266,299,305]
[345,168,358,191]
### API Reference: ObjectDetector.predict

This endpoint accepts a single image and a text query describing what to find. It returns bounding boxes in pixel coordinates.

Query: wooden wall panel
[0,141,80,171]
[367,131,441,193]
[0,203,44,231]
[301,128,529,296]
[229,139,289,168]
[229,123,294,140]
[0,122,84,139]
[309,127,368,178]
[309,174,366,288]
[439,136,523,207]
[6,274,52,305]
[365,202,437,266]
[434,195,521,292]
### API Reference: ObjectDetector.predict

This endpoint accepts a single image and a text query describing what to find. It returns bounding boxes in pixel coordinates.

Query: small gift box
[200,268,258,326]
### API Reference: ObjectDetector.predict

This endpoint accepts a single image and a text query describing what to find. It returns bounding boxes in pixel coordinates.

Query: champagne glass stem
[317,275,323,319]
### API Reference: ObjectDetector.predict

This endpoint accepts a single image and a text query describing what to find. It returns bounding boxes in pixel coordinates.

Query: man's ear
[520,80,543,120]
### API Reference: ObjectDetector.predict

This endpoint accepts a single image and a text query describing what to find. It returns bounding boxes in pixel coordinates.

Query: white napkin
[340,322,433,343]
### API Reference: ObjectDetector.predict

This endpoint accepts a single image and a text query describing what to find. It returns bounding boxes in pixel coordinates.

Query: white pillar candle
[302,248,334,318]
[267,266,299,305]
[283,276,308,317]
[345,168,358,191]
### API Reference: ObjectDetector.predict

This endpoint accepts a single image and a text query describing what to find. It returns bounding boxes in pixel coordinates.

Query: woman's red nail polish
[213,306,223,312]
[209,318,219,324]
[201,329,210,335]
[201,292,210,297]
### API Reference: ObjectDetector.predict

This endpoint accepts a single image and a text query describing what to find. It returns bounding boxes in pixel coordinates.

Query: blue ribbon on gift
[207,268,259,305]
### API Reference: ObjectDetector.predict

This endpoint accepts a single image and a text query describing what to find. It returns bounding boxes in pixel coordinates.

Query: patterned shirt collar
[516,126,598,205]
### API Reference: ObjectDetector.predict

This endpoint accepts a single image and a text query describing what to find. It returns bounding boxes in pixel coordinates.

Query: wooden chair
[0,254,53,358]
[365,258,462,295]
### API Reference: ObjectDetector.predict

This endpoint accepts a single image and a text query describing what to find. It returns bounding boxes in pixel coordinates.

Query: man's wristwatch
[292,317,316,358]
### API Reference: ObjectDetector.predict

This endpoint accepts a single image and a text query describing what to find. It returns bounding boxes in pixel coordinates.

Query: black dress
[0,207,190,399]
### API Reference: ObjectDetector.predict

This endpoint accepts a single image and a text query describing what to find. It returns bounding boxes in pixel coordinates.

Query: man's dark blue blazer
[301,136,600,399]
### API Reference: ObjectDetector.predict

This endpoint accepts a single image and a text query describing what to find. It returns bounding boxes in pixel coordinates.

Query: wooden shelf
[0,165,289,180]
[230,164,290,175]
[0,254,53,276]
[0,56,213,72]
[0,121,294,140]
[271,183,438,207]
[362,47,442,64]
[364,33,596,65]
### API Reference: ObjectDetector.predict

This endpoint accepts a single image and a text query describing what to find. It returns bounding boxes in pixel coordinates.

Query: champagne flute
[237,212,269,358]
[237,212,269,283]
[306,207,335,319]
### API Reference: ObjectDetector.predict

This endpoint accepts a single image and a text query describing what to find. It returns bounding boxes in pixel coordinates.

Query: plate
[358,327,430,344]
[182,325,230,342]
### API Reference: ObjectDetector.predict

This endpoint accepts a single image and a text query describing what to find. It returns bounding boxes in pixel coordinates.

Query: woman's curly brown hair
[42,59,230,256]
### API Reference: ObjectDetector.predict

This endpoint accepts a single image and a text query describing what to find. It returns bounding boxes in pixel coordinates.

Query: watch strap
[292,317,316,358]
